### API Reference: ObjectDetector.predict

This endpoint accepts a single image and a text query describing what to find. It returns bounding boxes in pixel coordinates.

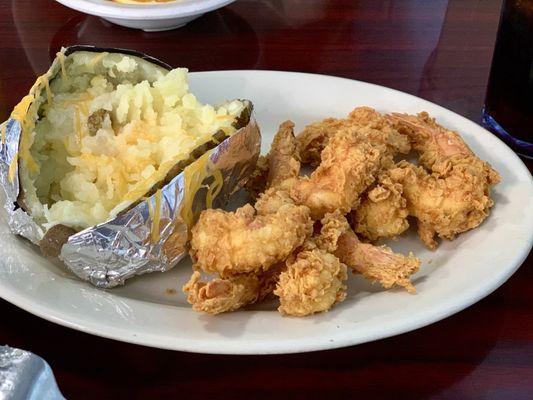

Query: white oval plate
[1,71,532,355]
[53,0,236,31]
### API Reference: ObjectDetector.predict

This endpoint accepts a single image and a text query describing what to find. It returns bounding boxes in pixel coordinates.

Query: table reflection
[12,1,262,75]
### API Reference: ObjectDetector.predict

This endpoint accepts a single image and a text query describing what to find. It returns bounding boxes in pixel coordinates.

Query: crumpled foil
[0,345,64,400]
[0,46,261,288]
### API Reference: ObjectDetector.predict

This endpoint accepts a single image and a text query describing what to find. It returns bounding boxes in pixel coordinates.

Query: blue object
[0,346,65,400]
[482,108,533,159]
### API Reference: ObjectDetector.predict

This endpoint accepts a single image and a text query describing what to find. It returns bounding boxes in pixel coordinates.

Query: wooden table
[1,0,532,398]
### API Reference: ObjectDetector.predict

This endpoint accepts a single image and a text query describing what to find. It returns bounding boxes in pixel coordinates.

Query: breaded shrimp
[313,210,419,292]
[387,112,500,249]
[335,229,420,293]
[296,117,347,167]
[296,107,411,167]
[275,248,347,316]
[183,263,286,315]
[316,209,351,253]
[183,271,262,314]
[389,161,498,249]
[289,128,383,219]
[352,172,409,241]
[267,121,301,188]
[190,203,313,277]
[245,121,301,200]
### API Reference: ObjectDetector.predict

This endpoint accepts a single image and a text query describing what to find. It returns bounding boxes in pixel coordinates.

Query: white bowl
[54,0,236,31]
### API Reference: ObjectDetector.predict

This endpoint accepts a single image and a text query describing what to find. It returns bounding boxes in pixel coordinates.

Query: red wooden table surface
[1,0,532,398]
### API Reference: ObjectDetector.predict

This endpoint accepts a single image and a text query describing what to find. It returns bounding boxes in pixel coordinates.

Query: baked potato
[1,46,259,286]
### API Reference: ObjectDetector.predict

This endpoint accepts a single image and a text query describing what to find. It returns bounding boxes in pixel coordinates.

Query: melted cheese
[42,75,53,103]
[19,52,245,231]
[11,94,39,174]
[205,168,223,209]
[180,150,224,229]
[89,52,108,67]
[1,123,6,144]
[11,73,56,175]
[10,95,34,122]
[147,189,162,243]
[57,51,68,82]
[8,155,18,182]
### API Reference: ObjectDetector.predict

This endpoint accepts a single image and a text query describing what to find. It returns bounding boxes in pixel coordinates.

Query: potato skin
[40,224,77,258]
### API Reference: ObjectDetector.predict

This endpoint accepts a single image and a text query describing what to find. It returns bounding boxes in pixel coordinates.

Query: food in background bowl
[111,0,176,4]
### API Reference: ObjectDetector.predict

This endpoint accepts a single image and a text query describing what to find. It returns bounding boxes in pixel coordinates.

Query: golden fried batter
[387,112,500,249]
[184,108,500,317]
[183,263,286,315]
[267,121,301,188]
[389,161,498,249]
[335,229,420,293]
[296,107,411,166]
[318,211,419,293]
[183,271,262,314]
[190,203,313,277]
[352,172,409,241]
[275,249,347,316]
[245,121,300,200]
[290,129,383,219]
[316,210,351,253]
[296,117,347,166]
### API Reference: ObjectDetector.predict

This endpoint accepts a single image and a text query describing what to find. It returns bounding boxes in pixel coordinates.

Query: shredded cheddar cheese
[41,75,53,103]
[57,51,68,82]
[180,150,224,229]
[89,52,108,67]
[20,50,244,231]
[10,95,34,122]
[8,156,18,182]
[147,189,163,243]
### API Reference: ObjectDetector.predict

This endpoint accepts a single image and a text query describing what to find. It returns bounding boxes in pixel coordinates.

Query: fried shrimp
[275,248,347,316]
[245,121,300,200]
[296,107,411,166]
[267,121,301,188]
[184,108,500,317]
[335,229,420,293]
[352,172,409,241]
[312,210,419,293]
[289,129,383,219]
[183,271,262,314]
[387,112,500,249]
[316,209,351,252]
[183,263,286,315]
[296,117,347,167]
[389,160,498,249]
[190,203,313,277]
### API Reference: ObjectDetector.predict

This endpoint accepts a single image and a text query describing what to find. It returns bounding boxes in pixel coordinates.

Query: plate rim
[1,69,532,354]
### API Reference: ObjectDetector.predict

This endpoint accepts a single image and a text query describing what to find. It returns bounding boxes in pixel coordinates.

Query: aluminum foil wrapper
[0,46,261,288]
[0,345,64,400]
[0,119,44,244]
[61,120,260,287]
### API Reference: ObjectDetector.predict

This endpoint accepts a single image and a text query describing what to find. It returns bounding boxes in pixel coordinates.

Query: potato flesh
[26,53,244,230]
